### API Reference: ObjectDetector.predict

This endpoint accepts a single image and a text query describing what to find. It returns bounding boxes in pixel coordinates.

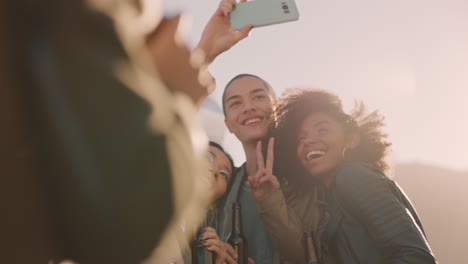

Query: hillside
[395,163,468,264]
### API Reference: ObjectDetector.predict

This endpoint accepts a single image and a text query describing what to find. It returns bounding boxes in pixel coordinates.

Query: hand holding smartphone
[230,0,300,31]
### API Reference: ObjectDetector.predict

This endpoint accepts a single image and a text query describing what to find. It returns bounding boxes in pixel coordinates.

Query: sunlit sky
[164,0,468,171]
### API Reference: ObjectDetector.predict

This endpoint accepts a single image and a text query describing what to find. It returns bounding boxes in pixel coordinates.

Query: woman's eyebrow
[226,94,240,104]
[314,120,329,127]
[224,165,232,175]
[250,88,267,95]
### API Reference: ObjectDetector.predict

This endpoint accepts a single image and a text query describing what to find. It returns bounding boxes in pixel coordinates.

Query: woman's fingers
[219,0,234,17]
[255,168,276,187]
[266,137,275,172]
[257,174,277,186]
[204,238,225,248]
[206,243,223,254]
[256,141,265,171]
[226,254,237,264]
[249,175,260,190]
[253,168,266,187]
[257,170,279,190]
[205,239,227,259]
[247,176,255,187]
[220,0,246,17]
[200,227,220,240]
[208,244,227,264]
[235,24,254,40]
[224,242,238,260]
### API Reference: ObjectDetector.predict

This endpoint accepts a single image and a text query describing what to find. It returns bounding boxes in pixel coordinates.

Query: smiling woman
[222,74,277,145]
[255,87,437,264]
[270,88,391,187]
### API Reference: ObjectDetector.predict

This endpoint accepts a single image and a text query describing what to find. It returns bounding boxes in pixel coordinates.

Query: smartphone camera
[281,2,290,14]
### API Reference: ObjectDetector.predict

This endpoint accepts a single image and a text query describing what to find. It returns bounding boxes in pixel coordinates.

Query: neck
[209,198,222,210]
[322,175,334,188]
[208,203,216,210]
[243,141,259,177]
[321,166,341,188]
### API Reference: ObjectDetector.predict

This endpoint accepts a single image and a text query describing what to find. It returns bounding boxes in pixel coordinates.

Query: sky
[164,0,468,171]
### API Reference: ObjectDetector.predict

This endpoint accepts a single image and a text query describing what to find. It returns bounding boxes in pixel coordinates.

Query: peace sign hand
[248,137,280,201]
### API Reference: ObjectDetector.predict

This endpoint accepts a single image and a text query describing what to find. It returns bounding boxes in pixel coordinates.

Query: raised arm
[249,138,312,263]
[195,0,253,64]
[146,0,253,107]
[257,189,311,263]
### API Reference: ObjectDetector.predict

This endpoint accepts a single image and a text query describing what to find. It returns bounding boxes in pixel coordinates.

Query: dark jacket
[322,162,437,264]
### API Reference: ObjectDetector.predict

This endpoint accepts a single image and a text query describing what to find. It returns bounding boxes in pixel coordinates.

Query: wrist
[195,41,216,64]
[256,190,284,212]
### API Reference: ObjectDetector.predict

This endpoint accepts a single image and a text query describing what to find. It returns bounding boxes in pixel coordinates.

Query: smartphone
[230,0,300,31]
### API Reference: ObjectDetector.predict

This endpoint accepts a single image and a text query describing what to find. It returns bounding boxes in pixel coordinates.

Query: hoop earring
[342,145,350,160]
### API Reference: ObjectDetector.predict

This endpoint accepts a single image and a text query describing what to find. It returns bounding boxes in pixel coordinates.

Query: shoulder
[235,163,246,176]
[231,164,246,184]
[335,162,387,187]
[223,165,245,202]
[333,162,392,201]
[332,164,430,247]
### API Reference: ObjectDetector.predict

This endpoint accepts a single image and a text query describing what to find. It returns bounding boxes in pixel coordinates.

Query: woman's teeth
[306,150,325,160]
[244,118,261,125]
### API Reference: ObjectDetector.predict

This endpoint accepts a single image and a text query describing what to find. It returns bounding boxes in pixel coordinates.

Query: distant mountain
[394,163,468,264]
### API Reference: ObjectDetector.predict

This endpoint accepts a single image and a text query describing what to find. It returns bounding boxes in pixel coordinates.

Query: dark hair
[221,74,277,117]
[209,141,235,172]
[268,88,391,188]
[208,141,237,208]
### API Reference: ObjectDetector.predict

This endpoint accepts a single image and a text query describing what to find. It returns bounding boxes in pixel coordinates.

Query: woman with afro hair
[247,88,437,264]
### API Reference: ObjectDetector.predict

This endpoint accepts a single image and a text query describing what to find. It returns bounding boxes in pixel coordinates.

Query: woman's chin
[305,167,334,183]
[305,166,325,178]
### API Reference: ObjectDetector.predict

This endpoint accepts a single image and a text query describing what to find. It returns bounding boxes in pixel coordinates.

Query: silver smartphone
[230,0,300,30]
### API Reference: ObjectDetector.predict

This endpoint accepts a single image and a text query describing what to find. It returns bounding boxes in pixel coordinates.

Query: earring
[342,145,350,160]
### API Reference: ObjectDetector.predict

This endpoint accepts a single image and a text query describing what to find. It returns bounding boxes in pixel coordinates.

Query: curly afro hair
[266,88,391,188]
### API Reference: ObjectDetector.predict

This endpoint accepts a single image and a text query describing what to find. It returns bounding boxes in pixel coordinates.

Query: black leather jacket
[320,162,437,264]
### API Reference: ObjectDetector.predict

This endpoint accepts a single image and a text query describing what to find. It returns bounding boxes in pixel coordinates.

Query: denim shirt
[218,165,277,264]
